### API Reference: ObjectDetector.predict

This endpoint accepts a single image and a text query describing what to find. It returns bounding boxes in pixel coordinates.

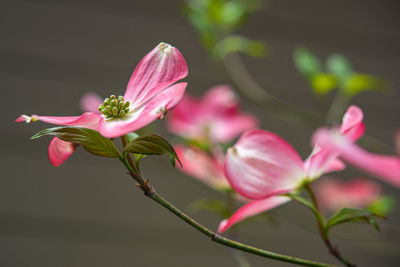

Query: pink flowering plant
[15,2,400,267]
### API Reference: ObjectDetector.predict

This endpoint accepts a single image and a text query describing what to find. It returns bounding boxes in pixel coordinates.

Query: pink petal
[98,82,187,138]
[166,95,203,139]
[80,92,103,113]
[174,145,229,189]
[48,137,76,167]
[202,85,239,116]
[304,146,345,179]
[317,178,381,212]
[16,83,186,139]
[166,85,258,143]
[340,105,365,141]
[313,129,400,187]
[325,158,346,173]
[210,114,258,143]
[124,42,188,109]
[224,129,306,199]
[217,196,290,233]
[16,112,103,129]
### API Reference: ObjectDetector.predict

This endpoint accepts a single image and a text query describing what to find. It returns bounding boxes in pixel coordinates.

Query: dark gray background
[2,0,399,266]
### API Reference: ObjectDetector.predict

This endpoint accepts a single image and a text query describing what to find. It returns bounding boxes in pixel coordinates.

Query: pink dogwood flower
[218,106,364,233]
[312,128,400,187]
[166,85,258,144]
[316,178,381,212]
[16,42,188,166]
[174,145,230,190]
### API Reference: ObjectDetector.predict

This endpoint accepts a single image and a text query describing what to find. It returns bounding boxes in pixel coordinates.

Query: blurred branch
[222,52,324,128]
[221,53,393,153]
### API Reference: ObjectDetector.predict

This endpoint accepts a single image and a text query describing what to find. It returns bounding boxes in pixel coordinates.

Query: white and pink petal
[224,129,306,199]
[217,196,291,233]
[124,42,188,108]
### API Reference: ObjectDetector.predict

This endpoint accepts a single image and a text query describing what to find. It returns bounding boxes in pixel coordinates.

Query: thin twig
[124,169,335,267]
[304,184,356,267]
[222,53,323,129]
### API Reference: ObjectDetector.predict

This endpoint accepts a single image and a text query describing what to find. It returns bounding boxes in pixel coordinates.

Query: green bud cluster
[98,95,130,119]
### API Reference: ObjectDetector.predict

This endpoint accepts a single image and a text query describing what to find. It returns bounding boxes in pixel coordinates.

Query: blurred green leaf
[311,73,338,95]
[344,73,385,97]
[31,126,120,158]
[368,196,396,216]
[183,0,263,51]
[123,134,181,167]
[326,54,353,84]
[294,47,322,79]
[213,35,267,59]
[325,208,384,235]
[219,1,246,28]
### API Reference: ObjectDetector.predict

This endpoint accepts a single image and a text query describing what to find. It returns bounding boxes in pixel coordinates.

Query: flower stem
[325,89,350,125]
[304,183,356,267]
[122,162,335,266]
[221,53,323,129]
[121,136,139,174]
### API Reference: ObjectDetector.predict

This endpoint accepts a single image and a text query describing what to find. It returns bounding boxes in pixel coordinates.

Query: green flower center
[98,95,130,119]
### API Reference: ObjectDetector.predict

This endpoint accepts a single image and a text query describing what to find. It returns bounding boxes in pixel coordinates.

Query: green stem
[122,161,334,266]
[304,184,356,267]
[121,136,137,173]
[325,89,350,125]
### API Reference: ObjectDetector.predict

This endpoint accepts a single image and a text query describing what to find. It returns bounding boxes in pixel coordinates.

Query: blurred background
[2,0,400,266]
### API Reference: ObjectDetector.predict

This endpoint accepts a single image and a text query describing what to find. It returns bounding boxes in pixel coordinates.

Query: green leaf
[31,126,120,158]
[326,54,353,84]
[213,35,267,59]
[311,73,338,95]
[343,73,385,97]
[134,153,146,171]
[189,199,232,218]
[123,134,181,167]
[368,195,396,216]
[294,47,322,79]
[325,208,384,234]
[125,132,140,143]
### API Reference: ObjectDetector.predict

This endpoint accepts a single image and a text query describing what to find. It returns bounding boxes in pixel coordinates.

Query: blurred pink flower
[167,85,258,143]
[17,42,188,166]
[313,128,400,187]
[218,106,364,233]
[316,178,381,212]
[174,145,230,190]
[304,105,364,179]
[80,92,103,113]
